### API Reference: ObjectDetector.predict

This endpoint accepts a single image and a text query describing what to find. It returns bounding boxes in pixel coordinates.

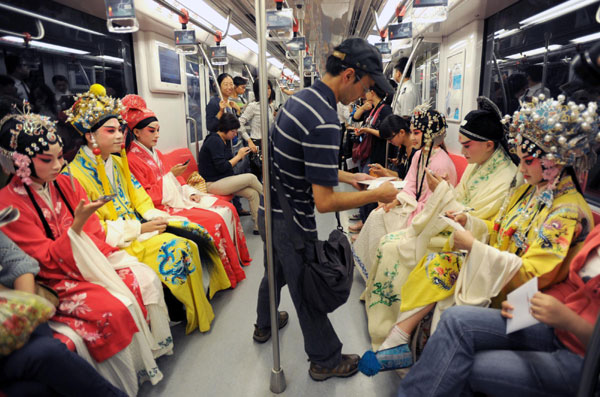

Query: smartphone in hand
[181,159,191,166]
[98,194,116,201]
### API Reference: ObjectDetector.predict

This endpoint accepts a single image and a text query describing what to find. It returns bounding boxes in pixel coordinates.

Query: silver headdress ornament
[0,101,60,182]
[503,94,599,172]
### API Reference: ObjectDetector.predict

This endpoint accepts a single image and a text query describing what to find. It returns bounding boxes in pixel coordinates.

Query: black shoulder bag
[271,174,354,314]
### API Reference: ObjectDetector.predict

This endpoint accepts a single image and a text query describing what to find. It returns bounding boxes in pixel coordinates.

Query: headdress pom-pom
[89,84,107,97]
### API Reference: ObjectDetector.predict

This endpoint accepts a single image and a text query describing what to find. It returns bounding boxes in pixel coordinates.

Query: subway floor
[138,187,401,397]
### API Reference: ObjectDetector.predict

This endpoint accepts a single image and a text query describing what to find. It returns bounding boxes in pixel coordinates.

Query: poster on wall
[445,50,465,123]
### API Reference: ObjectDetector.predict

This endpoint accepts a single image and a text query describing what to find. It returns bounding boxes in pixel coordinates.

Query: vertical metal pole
[256,0,286,393]
[298,19,305,89]
[388,36,424,168]
[542,32,551,90]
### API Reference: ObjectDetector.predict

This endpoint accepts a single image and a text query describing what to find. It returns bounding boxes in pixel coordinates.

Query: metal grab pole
[255,0,286,393]
[198,44,225,102]
[387,36,423,168]
[298,19,305,89]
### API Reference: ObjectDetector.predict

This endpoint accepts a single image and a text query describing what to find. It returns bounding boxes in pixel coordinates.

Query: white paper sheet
[438,214,466,232]
[357,177,406,190]
[346,157,358,169]
[506,277,540,334]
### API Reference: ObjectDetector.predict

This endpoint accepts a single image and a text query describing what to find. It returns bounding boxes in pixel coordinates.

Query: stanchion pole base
[270,367,286,393]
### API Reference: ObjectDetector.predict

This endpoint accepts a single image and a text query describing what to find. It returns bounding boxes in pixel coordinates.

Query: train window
[480,0,600,204]
[414,43,440,110]
[0,0,136,159]
[185,56,203,142]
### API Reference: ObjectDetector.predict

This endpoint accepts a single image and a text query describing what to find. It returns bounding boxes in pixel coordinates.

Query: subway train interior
[0,0,599,396]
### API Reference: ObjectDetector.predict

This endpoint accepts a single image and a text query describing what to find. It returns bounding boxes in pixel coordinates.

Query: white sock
[379,325,410,351]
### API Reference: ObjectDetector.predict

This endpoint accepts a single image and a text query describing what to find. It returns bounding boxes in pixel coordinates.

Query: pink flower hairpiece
[13,152,32,185]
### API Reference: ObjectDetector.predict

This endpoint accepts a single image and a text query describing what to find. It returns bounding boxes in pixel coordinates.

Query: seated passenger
[122,94,251,288]
[360,98,520,348]
[397,220,600,396]
[0,105,170,394]
[362,96,596,374]
[66,85,230,334]
[366,115,416,181]
[353,103,457,273]
[0,217,127,397]
[198,113,263,234]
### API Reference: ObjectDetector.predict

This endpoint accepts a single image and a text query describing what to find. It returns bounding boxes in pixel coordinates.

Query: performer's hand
[453,230,475,251]
[383,199,400,212]
[171,162,189,177]
[189,194,201,203]
[445,211,468,227]
[71,199,108,235]
[425,168,446,192]
[368,163,387,177]
[141,218,168,234]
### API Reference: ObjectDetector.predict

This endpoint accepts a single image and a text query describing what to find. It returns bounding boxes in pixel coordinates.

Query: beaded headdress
[0,102,61,184]
[65,84,124,136]
[410,101,447,149]
[503,94,599,173]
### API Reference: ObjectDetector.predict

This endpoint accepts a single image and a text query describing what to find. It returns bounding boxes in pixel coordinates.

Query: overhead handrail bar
[371,6,383,34]
[386,35,423,168]
[0,2,105,37]
[222,10,232,40]
[197,44,225,102]
[153,0,218,37]
[256,0,286,393]
[0,19,44,41]
[244,64,255,84]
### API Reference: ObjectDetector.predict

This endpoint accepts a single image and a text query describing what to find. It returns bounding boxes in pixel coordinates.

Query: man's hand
[349,172,374,190]
[374,182,398,204]
[453,230,475,251]
[368,163,388,178]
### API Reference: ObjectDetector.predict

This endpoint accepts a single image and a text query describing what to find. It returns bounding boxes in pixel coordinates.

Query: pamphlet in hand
[438,214,465,232]
[357,177,406,190]
[506,277,540,334]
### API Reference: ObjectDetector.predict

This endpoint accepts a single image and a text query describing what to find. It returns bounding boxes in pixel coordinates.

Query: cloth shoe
[309,354,360,381]
[253,311,289,343]
[349,212,361,221]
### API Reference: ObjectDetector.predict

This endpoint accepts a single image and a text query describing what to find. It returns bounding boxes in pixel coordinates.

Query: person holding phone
[198,113,263,235]
[0,101,173,395]
[122,94,252,288]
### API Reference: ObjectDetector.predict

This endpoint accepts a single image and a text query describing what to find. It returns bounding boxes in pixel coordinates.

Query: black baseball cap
[332,38,395,96]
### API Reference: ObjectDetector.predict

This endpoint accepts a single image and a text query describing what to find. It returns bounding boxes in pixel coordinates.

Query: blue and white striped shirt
[261,80,341,236]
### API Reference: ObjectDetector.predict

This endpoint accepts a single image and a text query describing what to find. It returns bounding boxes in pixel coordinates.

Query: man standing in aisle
[392,57,419,118]
[253,38,398,380]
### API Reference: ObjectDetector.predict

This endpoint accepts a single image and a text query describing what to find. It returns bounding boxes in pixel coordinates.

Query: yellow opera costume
[66,85,230,333]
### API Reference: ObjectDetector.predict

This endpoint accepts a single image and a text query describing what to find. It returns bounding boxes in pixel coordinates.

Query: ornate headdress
[65,84,124,136]
[121,94,157,130]
[410,101,447,149]
[504,94,599,174]
[0,102,61,184]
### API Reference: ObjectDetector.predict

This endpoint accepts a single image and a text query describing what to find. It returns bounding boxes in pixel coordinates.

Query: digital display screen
[266,8,293,30]
[375,42,391,54]
[105,0,135,18]
[158,45,181,84]
[174,30,196,45]
[286,37,305,52]
[210,46,227,58]
[413,0,448,7]
[388,23,412,40]
[303,56,312,70]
